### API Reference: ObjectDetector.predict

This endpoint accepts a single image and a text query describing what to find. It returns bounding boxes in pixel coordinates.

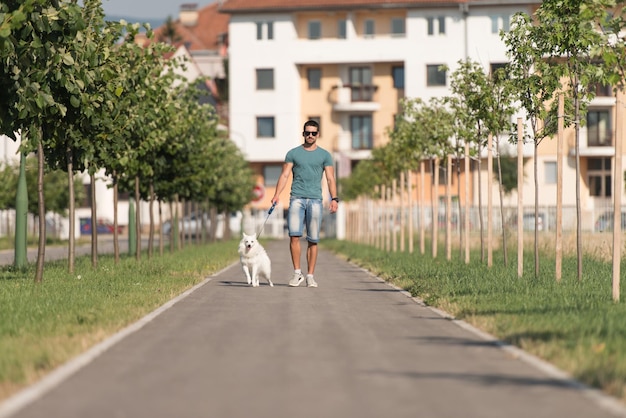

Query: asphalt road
[2,239,626,418]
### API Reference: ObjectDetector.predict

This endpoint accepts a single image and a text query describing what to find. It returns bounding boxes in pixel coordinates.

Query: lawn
[0,240,239,401]
[322,238,626,403]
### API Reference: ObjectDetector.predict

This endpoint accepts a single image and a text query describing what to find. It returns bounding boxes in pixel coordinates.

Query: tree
[503,12,561,279]
[450,59,493,263]
[533,0,607,281]
[0,0,92,282]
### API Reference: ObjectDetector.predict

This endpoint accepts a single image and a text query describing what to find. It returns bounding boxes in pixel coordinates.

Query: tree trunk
[574,85,583,281]
[66,146,75,273]
[432,158,439,258]
[487,134,493,268]
[517,118,524,278]
[420,161,425,255]
[496,138,508,267]
[159,200,164,257]
[477,145,484,263]
[148,181,154,258]
[445,155,452,261]
[90,173,98,268]
[612,90,623,301]
[556,94,564,282]
[135,175,141,261]
[113,174,119,264]
[35,140,46,283]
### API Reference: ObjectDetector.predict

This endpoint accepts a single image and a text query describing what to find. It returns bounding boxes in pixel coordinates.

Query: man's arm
[271,162,293,205]
[324,165,338,214]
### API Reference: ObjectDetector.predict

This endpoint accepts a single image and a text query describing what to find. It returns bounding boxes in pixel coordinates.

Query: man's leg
[290,236,301,270]
[306,241,318,276]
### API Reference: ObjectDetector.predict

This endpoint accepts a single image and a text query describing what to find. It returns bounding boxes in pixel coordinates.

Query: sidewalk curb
[356,264,626,418]
[0,261,239,418]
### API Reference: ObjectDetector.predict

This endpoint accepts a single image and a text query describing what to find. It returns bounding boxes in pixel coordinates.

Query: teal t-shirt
[285,145,333,199]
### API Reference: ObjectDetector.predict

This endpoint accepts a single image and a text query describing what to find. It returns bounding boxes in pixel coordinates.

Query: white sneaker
[289,272,304,287]
[306,275,318,288]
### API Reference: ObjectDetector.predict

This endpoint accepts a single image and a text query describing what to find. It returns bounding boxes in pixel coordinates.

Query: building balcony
[330,84,381,112]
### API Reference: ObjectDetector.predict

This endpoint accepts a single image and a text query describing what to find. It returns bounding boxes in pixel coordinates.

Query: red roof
[219,0,466,13]
[152,2,229,52]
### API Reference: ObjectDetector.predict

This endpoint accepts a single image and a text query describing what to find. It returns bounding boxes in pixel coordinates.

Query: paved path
[2,239,626,418]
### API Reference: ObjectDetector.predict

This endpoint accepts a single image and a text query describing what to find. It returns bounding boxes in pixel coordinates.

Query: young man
[271,120,339,287]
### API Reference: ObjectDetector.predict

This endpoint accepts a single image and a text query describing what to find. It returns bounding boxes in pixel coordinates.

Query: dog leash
[256,201,277,239]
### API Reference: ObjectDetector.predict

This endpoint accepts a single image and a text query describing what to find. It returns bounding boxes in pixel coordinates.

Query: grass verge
[322,239,626,403]
[0,240,239,401]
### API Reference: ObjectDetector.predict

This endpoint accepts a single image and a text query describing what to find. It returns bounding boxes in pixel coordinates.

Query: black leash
[256,202,277,239]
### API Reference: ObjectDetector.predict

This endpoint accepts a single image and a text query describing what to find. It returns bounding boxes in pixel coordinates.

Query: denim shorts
[288,198,323,243]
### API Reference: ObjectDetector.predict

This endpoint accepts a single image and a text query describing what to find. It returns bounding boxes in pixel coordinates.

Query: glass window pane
[308,68,321,90]
[391,18,405,36]
[308,21,321,39]
[267,21,274,39]
[264,165,282,186]
[256,22,263,40]
[427,65,446,86]
[502,15,510,32]
[491,16,499,34]
[257,117,275,137]
[350,115,373,149]
[365,20,374,37]
[256,69,274,90]
[338,19,347,39]
[392,66,404,89]
[427,17,434,35]
[438,16,446,34]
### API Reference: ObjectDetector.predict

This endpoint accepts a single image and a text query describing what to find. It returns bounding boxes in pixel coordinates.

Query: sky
[100,0,217,21]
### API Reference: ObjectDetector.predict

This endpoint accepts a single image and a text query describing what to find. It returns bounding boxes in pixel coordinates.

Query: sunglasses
[303,131,319,137]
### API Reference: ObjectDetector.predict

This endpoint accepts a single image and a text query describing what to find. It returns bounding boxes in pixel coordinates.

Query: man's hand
[329,200,338,214]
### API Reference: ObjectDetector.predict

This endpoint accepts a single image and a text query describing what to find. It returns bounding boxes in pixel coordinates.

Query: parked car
[79,218,124,235]
[162,211,242,238]
[594,211,626,232]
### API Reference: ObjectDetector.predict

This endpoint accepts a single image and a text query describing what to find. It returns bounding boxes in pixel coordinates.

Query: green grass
[0,240,239,400]
[322,239,626,402]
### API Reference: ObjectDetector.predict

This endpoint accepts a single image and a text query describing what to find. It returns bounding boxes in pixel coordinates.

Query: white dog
[238,233,273,287]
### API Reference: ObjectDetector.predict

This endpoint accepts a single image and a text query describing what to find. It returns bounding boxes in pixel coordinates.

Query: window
[257,117,275,138]
[349,66,374,101]
[264,165,282,186]
[490,62,508,82]
[587,109,612,146]
[427,16,445,35]
[545,161,557,184]
[588,158,612,197]
[267,22,274,39]
[308,21,321,39]
[590,82,612,97]
[307,68,321,90]
[364,19,375,38]
[350,115,373,149]
[256,21,274,40]
[426,64,446,87]
[256,69,274,90]
[392,66,404,89]
[338,19,347,39]
[391,18,405,37]
[491,15,510,34]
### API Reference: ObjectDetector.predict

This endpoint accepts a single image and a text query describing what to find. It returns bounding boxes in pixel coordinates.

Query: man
[271,120,339,287]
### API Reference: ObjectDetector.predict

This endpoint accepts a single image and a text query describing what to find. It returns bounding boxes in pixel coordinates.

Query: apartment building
[218,0,626,231]
[217,0,539,207]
